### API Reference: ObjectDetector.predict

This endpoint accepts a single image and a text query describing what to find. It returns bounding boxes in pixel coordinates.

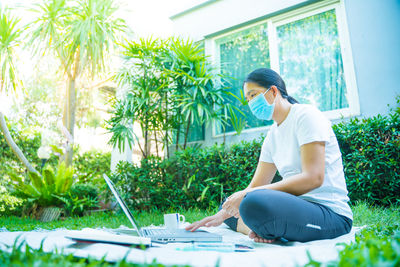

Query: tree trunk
[143,118,150,158]
[144,127,149,158]
[175,124,180,152]
[175,107,181,152]
[164,93,170,158]
[63,49,80,167]
[64,77,76,167]
[223,127,226,146]
[183,111,192,150]
[153,127,159,158]
[0,112,39,174]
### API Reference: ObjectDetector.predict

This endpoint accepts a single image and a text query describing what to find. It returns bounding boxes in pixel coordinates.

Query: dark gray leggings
[221,189,352,242]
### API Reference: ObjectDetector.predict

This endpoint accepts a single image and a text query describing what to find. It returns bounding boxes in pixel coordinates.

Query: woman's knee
[239,189,280,224]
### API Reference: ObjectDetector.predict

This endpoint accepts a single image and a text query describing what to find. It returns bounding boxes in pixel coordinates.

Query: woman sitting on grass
[186,68,353,243]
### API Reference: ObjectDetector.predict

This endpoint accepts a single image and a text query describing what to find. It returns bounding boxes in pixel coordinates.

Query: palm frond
[0,7,23,93]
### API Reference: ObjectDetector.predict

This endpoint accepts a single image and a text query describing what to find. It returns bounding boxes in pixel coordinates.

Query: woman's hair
[244,68,299,104]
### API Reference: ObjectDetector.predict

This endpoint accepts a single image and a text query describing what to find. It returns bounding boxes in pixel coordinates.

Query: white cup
[164,213,185,229]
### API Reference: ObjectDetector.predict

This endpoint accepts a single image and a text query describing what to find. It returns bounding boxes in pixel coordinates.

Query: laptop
[103,174,222,243]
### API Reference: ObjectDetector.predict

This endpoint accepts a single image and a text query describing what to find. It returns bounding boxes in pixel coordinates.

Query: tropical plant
[109,37,168,158]
[165,37,230,150]
[9,161,74,207]
[0,7,39,174]
[29,0,126,166]
[55,194,98,216]
[109,36,243,159]
[225,90,248,136]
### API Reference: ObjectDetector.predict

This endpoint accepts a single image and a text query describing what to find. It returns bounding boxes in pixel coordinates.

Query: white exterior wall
[171,0,311,41]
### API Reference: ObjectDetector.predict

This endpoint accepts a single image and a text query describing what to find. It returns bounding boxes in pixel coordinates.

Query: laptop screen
[103,174,143,236]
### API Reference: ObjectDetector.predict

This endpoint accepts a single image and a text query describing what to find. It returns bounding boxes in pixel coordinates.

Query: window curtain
[277,9,349,111]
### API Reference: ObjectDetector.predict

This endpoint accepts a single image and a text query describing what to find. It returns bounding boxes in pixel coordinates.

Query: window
[172,120,205,144]
[211,1,359,136]
[276,9,348,112]
[215,23,273,135]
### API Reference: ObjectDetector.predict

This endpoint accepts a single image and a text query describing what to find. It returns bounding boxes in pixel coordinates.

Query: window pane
[187,120,205,142]
[277,9,348,111]
[216,24,272,135]
[172,119,205,144]
[184,40,205,143]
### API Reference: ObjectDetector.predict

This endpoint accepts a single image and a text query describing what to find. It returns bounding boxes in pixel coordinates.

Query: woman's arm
[222,141,325,216]
[247,161,277,189]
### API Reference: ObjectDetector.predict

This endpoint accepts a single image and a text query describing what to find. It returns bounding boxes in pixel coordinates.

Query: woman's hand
[185,209,230,232]
[222,190,249,218]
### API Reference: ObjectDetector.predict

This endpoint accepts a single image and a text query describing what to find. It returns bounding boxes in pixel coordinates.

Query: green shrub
[333,111,400,206]
[69,183,99,200]
[73,150,111,185]
[55,183,100,216]
[326,225,400,266]
[0,186,24,216]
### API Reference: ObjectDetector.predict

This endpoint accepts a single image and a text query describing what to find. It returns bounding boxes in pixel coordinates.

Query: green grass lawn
[0,202,399,266]
[1,201,398,232]
[0,208,215,232]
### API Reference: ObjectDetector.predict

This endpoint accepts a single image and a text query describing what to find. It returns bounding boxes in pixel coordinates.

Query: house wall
[171,0,316,41]
[170,0,400,148]
[343,0,400,118]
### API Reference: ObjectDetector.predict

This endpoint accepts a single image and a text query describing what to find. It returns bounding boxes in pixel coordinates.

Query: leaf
[61,166,74,193]
[8,172,24,186]
[197,186,209,202]
[55,161,67,193]
[50,144,64,156]
[28,171,45,193]
[43,168,55,193]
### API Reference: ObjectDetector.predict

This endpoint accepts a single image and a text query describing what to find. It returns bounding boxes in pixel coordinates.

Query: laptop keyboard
[143,228,174,236]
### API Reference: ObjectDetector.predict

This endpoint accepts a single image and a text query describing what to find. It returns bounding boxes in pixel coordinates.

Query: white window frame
[209,0,360,138]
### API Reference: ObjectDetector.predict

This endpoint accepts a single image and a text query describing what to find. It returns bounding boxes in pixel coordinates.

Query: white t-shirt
[259,104,353,220]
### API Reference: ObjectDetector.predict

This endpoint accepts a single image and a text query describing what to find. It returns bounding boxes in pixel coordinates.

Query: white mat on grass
[0,224,363,267]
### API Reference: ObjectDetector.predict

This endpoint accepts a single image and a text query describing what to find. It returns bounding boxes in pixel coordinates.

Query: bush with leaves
[333,103,400,206]
[55,183,100,216]
[305,225,400,266]
[0,185,24,216]
[9,162,74,208]
[73,150,111,185]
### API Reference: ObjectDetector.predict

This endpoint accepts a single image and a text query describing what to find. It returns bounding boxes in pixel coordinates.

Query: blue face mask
[248,88,275,121]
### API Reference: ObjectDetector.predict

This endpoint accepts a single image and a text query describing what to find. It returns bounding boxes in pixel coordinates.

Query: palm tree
[166,38,237,150]
[29,0,126,166]
[0,8,39,174]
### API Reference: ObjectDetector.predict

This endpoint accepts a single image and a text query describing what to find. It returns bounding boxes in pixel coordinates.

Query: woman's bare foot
[248,230,276,243]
